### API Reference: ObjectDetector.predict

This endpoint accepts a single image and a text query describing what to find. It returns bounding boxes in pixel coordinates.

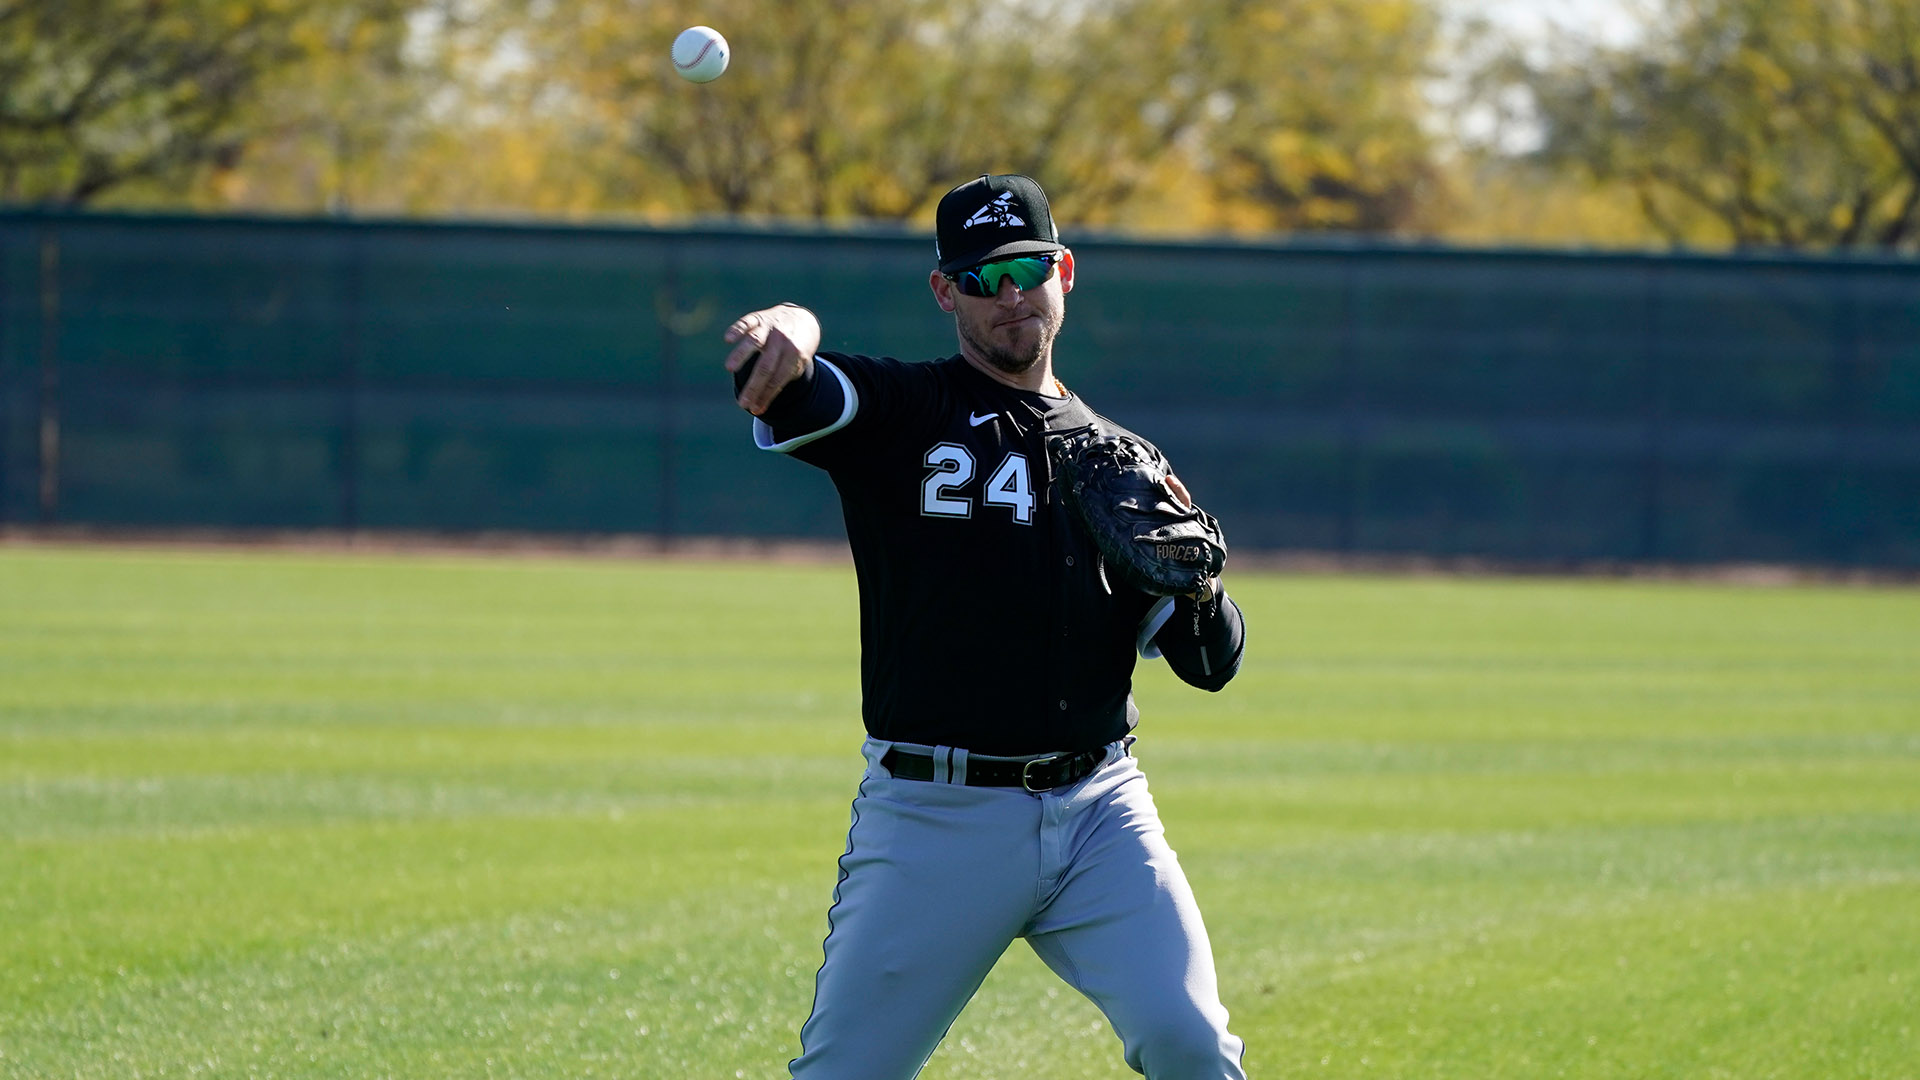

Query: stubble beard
[959,309,1060,376]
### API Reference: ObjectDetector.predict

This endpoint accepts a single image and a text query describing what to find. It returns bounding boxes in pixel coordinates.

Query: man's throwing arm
[722,303,858,449]
[1139,589,1246,692]
[737,355,855,449]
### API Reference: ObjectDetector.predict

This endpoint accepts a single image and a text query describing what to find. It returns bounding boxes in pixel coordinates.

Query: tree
[506,0,1443,233]
[1483,0,1920,250]
[1149,0,1442,233]
[9,0,1449,232]
[0,0,306,205]
[504,0,1046,221]
[0,0,449,212]
[204,0,464,215]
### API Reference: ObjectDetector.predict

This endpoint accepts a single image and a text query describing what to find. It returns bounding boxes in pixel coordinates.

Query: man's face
[931,250,1075,376]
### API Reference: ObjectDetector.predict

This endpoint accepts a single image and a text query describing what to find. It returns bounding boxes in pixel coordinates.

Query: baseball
[672,26,730,83]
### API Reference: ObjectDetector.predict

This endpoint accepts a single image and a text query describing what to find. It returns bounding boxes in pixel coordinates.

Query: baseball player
[720,174,1248,1079]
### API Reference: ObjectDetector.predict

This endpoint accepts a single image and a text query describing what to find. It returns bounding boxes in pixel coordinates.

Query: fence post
[1336,255,1361,553]
[1830,270,1862,565]
[658,241,681,545]
[339,228,364,531]
[36,227,60,525]
[1637,262,1664,562]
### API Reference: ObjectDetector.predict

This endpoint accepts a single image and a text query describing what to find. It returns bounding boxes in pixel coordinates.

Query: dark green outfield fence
[2,211,1917,566]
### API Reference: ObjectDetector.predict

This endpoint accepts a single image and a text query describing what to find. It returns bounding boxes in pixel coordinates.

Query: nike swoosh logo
[969,412,997,427]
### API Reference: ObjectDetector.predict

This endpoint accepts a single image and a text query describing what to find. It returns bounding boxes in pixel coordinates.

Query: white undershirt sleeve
[1135,595,1178,659]
[752,356,859,453]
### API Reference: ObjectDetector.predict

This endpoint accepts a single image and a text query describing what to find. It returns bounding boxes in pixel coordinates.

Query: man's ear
[929,270,957,313]
[1058,249,1075,295]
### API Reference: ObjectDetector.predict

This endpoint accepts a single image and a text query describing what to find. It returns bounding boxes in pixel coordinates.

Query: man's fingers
[740,346,801,415]
[1166,473,1194,509]
[724,334,764,374]
[722,307,816,414]
[723,309,761,345]
[737,334,786,412]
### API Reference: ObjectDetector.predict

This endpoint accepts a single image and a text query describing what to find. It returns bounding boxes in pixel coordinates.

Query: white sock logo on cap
[964,192,1026,229]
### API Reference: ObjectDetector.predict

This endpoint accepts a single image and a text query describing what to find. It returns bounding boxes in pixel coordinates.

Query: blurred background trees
[1477,0,1920,249]
[0,0,316,204]
[4,0,1918,251]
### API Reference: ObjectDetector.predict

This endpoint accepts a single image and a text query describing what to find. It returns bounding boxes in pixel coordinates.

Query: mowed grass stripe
[2,545,1916,1079]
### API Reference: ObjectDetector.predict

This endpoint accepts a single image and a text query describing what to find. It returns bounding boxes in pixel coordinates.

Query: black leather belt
[881,746,1107,792]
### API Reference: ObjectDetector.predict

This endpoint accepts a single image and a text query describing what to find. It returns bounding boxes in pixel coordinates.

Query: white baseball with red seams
[671,25,729,83]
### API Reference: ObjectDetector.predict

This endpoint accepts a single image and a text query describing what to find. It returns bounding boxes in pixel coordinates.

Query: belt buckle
[1021,754,1062,793]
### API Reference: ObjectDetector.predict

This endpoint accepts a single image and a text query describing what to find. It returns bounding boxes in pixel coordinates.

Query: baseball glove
[1048,426,1227,598]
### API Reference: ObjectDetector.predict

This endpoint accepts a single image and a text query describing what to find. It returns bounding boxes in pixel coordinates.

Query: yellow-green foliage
[1488,0,1920,250]
[15,0,1920,251]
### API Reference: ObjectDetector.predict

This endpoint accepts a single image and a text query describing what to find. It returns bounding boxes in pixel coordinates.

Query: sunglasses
[946,253,1059,298]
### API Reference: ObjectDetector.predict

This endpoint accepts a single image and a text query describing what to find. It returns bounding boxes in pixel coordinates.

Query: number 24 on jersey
[921,443,1034,524]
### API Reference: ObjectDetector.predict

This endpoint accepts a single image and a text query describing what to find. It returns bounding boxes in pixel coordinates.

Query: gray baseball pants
[788,737,1246,1079]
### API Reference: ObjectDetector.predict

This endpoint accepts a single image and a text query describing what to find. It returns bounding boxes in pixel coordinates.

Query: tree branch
[1633,178,1691,246]
[1877,181,1920,247]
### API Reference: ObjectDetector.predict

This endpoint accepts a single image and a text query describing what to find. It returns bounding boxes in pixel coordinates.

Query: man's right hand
[724,303,822,416]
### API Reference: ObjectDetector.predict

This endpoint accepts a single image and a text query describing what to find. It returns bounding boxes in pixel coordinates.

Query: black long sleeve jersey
[751,350,1245,756]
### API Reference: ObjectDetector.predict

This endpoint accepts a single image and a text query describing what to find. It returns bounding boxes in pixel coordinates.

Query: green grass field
[3,544,1917,1079]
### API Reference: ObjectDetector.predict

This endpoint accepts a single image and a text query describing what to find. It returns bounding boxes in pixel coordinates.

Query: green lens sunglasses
[947,253,1059,298]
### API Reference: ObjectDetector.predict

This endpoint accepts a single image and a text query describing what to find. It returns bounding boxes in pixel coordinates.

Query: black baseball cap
[934,174,1063,275]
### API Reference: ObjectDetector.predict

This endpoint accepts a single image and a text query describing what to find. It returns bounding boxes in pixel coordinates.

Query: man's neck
[959,347,1057,394]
